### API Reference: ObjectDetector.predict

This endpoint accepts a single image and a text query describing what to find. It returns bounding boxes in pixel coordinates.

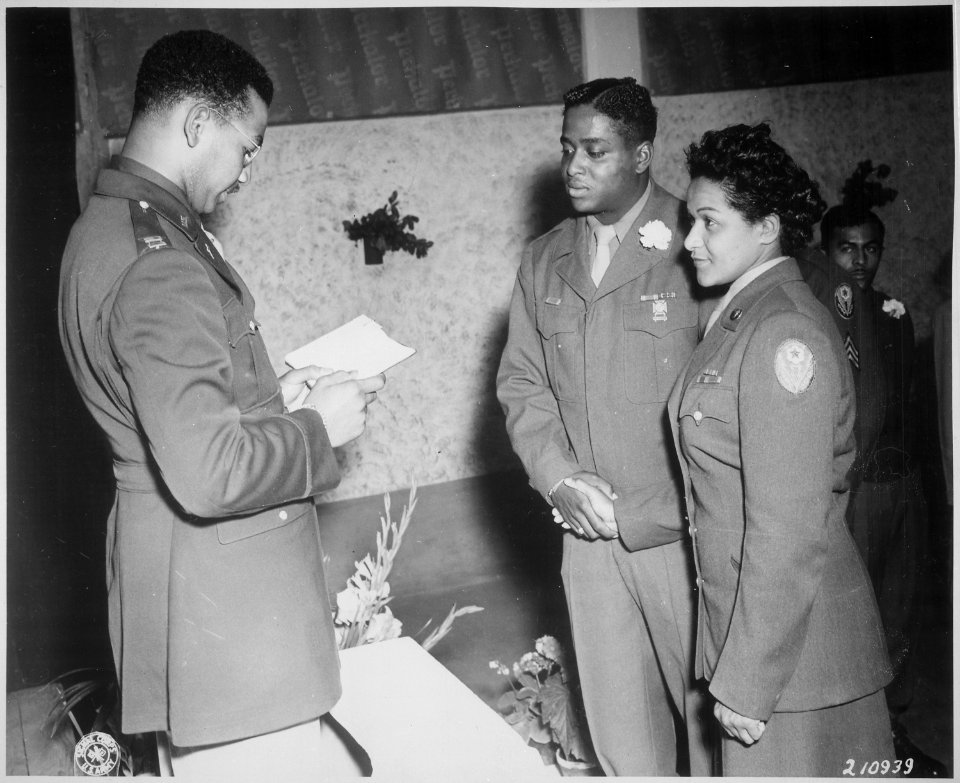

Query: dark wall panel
[640,5,953,96]
[82,7,584,135]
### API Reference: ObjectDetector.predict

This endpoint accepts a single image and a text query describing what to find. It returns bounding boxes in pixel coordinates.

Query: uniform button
[278,510,288,521]
[693,410,703,424]
[138,200,149,209]
[691,526,698,534]
[249,320,257,331]
[696,576,704,587]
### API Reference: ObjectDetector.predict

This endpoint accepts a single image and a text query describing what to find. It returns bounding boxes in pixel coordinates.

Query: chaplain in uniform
[58,30,383,780]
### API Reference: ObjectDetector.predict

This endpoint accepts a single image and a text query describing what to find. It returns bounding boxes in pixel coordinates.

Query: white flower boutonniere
[882,298,906,319]
[638,219,672,251]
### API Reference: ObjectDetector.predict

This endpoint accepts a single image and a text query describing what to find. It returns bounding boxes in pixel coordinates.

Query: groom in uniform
[497,78,712,776]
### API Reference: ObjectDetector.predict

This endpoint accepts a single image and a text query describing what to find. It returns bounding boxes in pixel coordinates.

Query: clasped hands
[280,365,385,447]
[550,471,619,540]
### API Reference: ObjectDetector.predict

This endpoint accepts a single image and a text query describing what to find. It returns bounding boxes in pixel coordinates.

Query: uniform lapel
[553,219,596,302]
[595,182,683,298]
[96,161,243,299]
[713,258,803,339]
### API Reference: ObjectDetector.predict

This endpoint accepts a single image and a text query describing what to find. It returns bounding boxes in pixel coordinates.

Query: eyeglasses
[203,105,262,166]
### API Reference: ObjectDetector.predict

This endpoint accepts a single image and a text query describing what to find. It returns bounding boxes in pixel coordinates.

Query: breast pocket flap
[536,305,581,339]
[678,386,736,424]
[623,302,696,338]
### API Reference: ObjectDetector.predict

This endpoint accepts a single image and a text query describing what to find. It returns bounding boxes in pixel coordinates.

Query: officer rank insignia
[775,338,815,394]
[834,284,855,319]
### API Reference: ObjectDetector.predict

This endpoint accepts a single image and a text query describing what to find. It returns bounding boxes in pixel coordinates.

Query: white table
[331,637,557,781]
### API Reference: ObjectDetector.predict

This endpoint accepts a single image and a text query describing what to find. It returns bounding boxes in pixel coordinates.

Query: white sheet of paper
[284,316,415,411]
[285,314,415,376]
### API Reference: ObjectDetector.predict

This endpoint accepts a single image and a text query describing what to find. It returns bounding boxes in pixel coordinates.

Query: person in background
[497,77,712,776]
[670,122,893,776]
[58,30,383,780]
[816,202,944,775]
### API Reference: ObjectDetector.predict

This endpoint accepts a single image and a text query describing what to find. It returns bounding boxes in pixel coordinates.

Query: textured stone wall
[204,71,953,501]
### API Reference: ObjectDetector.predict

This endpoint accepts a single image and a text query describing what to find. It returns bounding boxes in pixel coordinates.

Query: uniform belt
[112,461,163,492]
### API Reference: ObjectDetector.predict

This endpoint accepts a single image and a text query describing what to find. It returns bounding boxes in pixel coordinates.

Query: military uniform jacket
[667,259,891,721]
[798,251,915,481]
[59,158,342,746]
[497,181,705,551]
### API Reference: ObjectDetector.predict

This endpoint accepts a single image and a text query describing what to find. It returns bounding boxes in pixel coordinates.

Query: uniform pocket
[216,500,313,544]
[623,303,698,403]
[223,298,277,413]
[678,384,736,426]
[536,304,584,402]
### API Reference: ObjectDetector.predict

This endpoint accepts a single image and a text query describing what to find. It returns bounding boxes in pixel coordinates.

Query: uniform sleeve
[109,249,340,518]
[613,471,686,551]
[708,311,838,720]
[496,244,580,499]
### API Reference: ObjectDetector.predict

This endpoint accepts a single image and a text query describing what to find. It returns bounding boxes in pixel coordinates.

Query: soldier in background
[800,199,945,777]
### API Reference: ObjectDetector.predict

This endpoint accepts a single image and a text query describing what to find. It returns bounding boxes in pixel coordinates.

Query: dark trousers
[848,470,927,714]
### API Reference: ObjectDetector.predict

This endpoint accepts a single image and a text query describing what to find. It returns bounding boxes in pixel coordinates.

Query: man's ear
[758,213,781,246]
[183,104,210,150]
[633,141,653,174]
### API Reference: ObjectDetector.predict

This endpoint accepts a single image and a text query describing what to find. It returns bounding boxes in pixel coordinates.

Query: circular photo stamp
[74,731,121,777]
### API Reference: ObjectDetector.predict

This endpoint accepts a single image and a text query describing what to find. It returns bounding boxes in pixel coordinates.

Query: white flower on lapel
[882,298,906,319]
[638,219,672,250]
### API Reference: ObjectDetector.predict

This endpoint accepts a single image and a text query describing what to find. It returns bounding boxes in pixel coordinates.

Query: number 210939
[843,758,912,776]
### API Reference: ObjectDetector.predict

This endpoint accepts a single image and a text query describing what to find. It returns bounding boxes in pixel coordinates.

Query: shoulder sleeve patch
[775,338,815,394]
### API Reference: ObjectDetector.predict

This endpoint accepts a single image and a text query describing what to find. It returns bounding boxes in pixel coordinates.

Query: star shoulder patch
[774,338,815,394]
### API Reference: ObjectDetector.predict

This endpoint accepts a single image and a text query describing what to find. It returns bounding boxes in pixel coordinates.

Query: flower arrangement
[490,635,595,767]
[882,298,906,319]
[333,485,482,651]
[342,191,434,264]
[638,219,672,251]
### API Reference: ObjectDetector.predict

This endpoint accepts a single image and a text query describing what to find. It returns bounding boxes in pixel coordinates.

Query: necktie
[591,224,618,286]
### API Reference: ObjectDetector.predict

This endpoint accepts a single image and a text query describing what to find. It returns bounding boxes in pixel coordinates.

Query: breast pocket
[678,384,737,450]
[223,298,279,413]
[623,303,699,403]
[537,304,584,402]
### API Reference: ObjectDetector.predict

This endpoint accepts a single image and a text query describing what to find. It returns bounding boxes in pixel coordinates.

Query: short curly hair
[563,77,657,148]
[133,30,273,120]
[684,123,826,256]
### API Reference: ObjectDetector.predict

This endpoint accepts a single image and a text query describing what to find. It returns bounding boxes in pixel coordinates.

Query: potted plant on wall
[342,191,434,265]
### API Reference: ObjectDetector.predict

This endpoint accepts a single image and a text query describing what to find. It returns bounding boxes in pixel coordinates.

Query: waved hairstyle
[133,30,273,120]
[685,123,826,256]
[819,204,886,251]
[563,77,657,148]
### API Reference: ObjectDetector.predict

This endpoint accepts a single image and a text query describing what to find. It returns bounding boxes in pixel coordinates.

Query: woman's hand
[563,476,619,538]
[714,700,766,745]
[550,472,618,540]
